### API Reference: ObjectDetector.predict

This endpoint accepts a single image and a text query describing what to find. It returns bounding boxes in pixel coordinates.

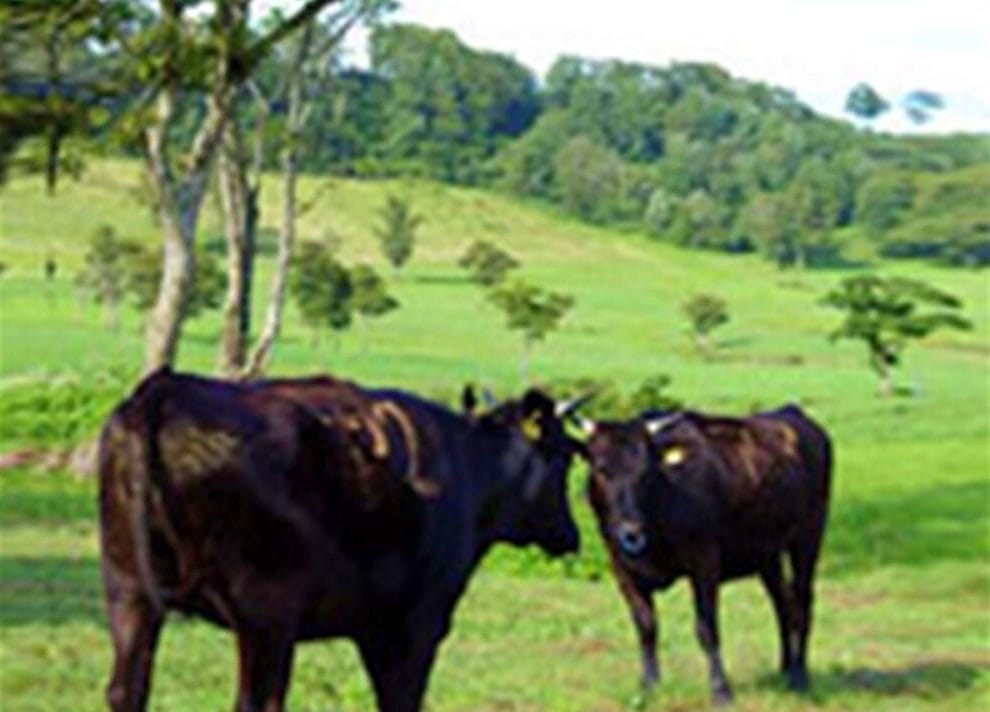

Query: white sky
[338,0,990,135]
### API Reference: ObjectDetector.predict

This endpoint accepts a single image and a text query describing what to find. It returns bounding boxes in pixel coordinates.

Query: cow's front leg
[689,563,732,705]
[612,560,660,688]
[234,626,296,712]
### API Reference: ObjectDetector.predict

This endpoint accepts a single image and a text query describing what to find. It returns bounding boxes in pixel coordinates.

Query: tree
[552,135,623,223]
[224,1,394,377]
[458,240,520,286]
[74,225,141,331]
[856,172,915,232]
[682,294,730,355]
[375,194,421,275]
[289,241,353,347]
[902,90,944,125]
[822,275,971,396]
[350,262,398,349]
[488,279,574,381]
[845,83,889,122]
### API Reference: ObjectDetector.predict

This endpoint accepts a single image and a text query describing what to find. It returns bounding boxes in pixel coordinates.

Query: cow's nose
[616,522,647,556]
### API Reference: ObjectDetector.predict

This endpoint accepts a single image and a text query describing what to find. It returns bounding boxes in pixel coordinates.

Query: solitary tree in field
[375,195,421,275]
[845,82,889,122]
[290,241,353,347]
[488,279,574,381]
[822,275,971,397]
[458,240,520,286]
[682,293,730,355]
[75,225,141,332]
[350,263,398,349]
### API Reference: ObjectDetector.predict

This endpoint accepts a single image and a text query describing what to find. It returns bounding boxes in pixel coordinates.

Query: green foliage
[375,194,421,272]
[120,243,225,320]
[488,279,574,378]
[845,82,890,120]
[457,240,520,286]
[74,225,141,328]
[488,280,575,347]
[552,135,624,223]
[682,293,730,353]
[823,275,972,394]
[0,370,132,448]
[289,241,353,343]
[857,172,916,232]
[369,23,538,183]
[349,263,398,319]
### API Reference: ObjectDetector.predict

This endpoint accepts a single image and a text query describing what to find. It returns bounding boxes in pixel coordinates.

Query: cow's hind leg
[359,629,442,712]
[787,511,827,692]
[103,563,164,712]
[235,626,296,712]
[759,554,796,682]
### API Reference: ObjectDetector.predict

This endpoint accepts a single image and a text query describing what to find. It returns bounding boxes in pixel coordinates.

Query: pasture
[0,162,988,710]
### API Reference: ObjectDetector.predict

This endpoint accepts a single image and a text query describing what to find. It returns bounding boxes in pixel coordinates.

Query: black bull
[98,369,586,712]
[585,405,832,705]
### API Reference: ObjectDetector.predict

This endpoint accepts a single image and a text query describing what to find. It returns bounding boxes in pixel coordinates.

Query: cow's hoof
[712,686,734,707]
[788,669,810,692]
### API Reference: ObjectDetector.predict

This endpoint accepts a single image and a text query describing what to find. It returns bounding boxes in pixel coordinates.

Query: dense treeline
[4,16,988,267]
[215,24,990,267]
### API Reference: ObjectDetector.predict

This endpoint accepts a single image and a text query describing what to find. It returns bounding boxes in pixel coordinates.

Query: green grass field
[0,162,988,710]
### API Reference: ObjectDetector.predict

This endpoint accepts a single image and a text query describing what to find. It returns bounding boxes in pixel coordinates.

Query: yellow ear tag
[662,445,687,467]
[521,415,542,441]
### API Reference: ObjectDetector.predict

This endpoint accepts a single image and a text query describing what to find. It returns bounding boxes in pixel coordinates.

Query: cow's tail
[120,369,177,614]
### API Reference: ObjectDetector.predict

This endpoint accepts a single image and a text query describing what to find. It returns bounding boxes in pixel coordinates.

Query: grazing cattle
[584,405,832,705]
[98,368,586,712]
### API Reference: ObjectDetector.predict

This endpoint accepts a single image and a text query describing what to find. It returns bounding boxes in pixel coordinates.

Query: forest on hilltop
[3,15,988,268]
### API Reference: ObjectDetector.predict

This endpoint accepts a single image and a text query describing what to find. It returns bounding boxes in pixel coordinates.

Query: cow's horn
[481,387,499,408]
[554,392,595,419]
[644,413,682,435]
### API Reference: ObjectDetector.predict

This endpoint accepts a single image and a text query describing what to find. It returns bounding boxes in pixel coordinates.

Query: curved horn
[554,392,596,419]
[577,417,597,436]
[644,412,682,435]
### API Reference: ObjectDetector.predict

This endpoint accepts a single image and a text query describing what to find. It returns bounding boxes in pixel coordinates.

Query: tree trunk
[143,195,197,373]
[217,121,258,376]
[241,122,299,379]
[519,339,531,384]
[878,365,894,398]
[241,25,314,379]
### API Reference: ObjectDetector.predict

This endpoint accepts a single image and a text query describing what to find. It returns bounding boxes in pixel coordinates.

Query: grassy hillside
[0,162,988,710]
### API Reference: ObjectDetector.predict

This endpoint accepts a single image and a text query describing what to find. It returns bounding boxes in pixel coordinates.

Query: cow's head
[585,412,694,557]
[469,387,588,556]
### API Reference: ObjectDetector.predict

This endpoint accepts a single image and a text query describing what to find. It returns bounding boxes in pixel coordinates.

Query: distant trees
[488,280,574,381]
[289,241,354,347]
[75,226,138,331]
[350,263,399,347]
[823,275,971,396]
[375,195,421,275]
[458,240,520,286]
[844,83,890,122]
[682,294,730,355]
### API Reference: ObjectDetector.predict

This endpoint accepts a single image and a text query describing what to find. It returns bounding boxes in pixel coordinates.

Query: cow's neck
[466,429,533,560]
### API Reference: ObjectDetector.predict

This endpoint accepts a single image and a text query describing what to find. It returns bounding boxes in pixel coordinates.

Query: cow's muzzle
[616,522,647,556]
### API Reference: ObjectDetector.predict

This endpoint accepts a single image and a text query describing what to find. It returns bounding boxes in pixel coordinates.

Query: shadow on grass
[751,660,987,703]
[0,470,96,526]
[0,555,104,627]
[824,480,990,576]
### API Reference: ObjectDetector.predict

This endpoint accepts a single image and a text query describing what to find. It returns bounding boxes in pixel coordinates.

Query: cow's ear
[461,384,478,417]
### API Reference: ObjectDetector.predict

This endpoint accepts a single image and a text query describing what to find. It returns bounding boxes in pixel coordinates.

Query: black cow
[98,368,586,712]
[584,405,832,705]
